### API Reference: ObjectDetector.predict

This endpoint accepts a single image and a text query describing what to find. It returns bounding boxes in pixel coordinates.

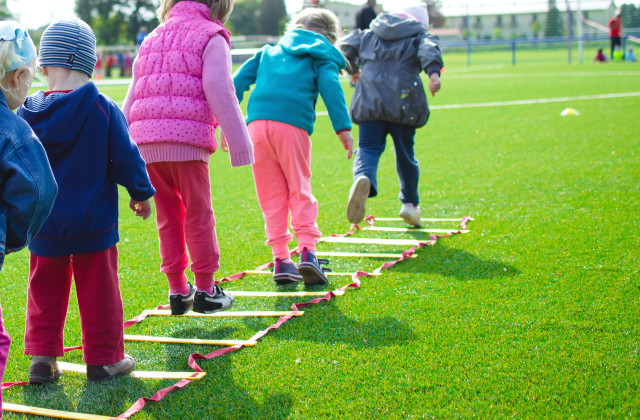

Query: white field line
[449,72,640,78]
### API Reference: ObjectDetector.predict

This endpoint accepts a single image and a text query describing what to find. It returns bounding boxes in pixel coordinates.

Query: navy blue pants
[352,121,420,206]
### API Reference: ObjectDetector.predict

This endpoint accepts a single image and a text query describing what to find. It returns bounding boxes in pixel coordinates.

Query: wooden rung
[2,403,113,420]
[244,270,381,277]
[57,362,206,380]
[316,251,417,259]
[221,290,345,297]
[319,237,434,246]
[362,227,469,233]
[373,217,474,222]
[124,335,256,346]
[144,310,304,317]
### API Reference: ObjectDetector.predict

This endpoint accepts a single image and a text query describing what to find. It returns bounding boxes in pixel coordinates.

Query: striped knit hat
[39,19,97,78]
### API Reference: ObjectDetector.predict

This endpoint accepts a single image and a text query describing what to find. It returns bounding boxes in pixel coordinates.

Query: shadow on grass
[393,241,520,280]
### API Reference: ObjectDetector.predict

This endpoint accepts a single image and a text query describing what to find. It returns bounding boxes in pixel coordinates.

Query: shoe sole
[28,372,62,384]
[170,299,194,315]
[87,362,135,383]
[273,273,303,285]
[399,211,421,228]
[347,177,370,224]
[298,263,328,286]
[192,295,235,314]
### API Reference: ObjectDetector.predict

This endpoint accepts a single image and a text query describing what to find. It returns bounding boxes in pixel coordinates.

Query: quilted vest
[128,1,230,153]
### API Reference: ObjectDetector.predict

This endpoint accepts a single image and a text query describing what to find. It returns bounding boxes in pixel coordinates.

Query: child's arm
[418,32,444,93]
[339,30,363,74]
[1,135,57,254]
[202,36,254,167]
[232,47,263,104]
[317,60,353,159]
[121,63,139,122]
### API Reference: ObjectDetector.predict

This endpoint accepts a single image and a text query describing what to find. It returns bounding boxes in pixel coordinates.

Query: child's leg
[262,121,321,252]
[24,253,74,358]
[388,123,419,205]
[0,304,10,408]
[147,162,190,294]
[353,121,389,198]
[73,246,125,366]
[249,121,294,260]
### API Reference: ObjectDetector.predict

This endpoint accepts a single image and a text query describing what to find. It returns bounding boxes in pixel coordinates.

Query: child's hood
[278,28,346,68]
[370,13,426,41]
[18,82,101,151]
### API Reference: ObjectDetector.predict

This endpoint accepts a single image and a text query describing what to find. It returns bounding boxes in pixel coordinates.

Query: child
[0,21,57,405]
[233,7,354,286]
[626,47,637,62]
[594,48,607,63]
[122,0,254,315]
[341,2,443,228]
[17,18,156,384]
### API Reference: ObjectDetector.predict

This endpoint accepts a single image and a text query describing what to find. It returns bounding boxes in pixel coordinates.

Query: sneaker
[192,285,235,314]
[273,259,303,285]
[399,203,421,227]
[86,354,135,382]
[298,248,330,286]
[169,282,196,315]
[28,356,62,384]
[347,176,371,224]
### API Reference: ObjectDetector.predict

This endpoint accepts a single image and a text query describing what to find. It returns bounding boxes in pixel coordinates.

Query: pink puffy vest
[128,1,230,153]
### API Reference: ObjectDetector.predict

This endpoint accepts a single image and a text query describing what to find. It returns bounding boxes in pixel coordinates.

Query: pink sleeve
[202,36,254,167]
[122,66,138,123]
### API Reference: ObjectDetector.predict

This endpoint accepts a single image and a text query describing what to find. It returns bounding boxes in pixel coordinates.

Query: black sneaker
[169,282,196,315]
[28,356,62,384]
[273,259,303,285]
[192,285,235,314]
[298,248,330,286]
[347,176,371,224]
[87,354,135,382]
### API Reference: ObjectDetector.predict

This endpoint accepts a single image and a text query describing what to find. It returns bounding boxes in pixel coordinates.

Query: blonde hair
[0,39,37,84]
[157,0,235,23]
[289,7,341,45]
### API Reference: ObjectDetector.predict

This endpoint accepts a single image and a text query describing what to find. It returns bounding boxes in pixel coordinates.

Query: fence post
[511,41,516,66]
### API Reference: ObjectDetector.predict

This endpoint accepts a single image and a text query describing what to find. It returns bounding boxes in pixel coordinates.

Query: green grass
[2,54,639,418]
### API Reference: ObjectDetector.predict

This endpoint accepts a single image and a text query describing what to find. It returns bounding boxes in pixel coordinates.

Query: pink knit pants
[249,120,321,260]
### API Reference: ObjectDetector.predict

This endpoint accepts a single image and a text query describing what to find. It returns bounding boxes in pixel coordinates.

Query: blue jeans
[352,121,419,205]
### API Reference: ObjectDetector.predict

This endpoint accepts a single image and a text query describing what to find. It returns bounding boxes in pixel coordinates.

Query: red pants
[0,304,10,410]
[147,161,219,291]
[24,246,125,365]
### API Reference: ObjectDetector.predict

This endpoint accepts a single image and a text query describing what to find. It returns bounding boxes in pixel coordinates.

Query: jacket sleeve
[339,30,363,74]
[106,101,156,201]
[232,48,264,104]
[2,135,57,255]
[316,59,352,133]
[418,32,444,76]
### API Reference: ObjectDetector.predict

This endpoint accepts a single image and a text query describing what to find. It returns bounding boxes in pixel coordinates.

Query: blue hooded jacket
[233,29,352,135]
[18,82,155,257]
[0,91,57,266]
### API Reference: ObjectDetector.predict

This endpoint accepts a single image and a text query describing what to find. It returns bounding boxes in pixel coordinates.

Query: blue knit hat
[39,19,97,78]
[0,21,37,71]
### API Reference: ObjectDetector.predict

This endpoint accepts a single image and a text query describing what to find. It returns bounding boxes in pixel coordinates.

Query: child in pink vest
[123,0,254,315]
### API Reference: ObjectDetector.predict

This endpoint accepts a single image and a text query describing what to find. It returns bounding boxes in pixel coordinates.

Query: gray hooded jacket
[341,13,443,128]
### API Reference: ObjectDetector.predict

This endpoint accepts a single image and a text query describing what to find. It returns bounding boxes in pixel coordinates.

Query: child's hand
[220,131,229,153]
[351,72,360,85]
[338,131,354,159]
[429,73,441,97]
[129,199,152,220]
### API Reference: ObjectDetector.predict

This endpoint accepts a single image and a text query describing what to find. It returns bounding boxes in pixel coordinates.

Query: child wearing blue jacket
[17,19,155,384]
[233,8,353,286]
[0,21,57,408]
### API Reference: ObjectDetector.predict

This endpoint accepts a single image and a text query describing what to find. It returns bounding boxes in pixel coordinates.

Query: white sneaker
[347,176,371,224]
[399,203,421,227]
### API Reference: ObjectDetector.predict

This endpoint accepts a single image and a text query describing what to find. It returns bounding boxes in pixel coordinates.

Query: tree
[0,0,11,19]
[229,0,261,35]
[75,0,157,45]
[620,4,640,30]
[427,0,445,28]
[545,0,564,37]
[259,0,287,36]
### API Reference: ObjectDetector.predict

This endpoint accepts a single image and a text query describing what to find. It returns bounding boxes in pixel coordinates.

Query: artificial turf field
[1,54,639,418]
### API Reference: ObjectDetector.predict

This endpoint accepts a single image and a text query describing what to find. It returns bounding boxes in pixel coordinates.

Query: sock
[195,272,214,295]
[167,272,189,295]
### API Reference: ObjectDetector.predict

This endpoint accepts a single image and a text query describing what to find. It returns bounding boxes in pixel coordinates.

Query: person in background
[233,8,353,286]
[18,18,155,384]
[0,20,57,407]
[608,11,622,61]
[341,2,443,228]
[626,46,637,62]
[123,0,254,315]
[594,47,607,62]
[355,0,377,30]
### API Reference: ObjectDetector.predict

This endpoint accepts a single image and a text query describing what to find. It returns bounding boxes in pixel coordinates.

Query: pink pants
[249,120,321,260]
[147,161,218,291]
[0,304,10,411]
[24,246,124,365]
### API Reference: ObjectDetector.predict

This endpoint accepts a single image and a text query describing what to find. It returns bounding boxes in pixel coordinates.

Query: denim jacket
[0,91,57,268]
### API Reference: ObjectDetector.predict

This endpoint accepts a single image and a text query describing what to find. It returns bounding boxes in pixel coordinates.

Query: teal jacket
[233,29,352,135]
